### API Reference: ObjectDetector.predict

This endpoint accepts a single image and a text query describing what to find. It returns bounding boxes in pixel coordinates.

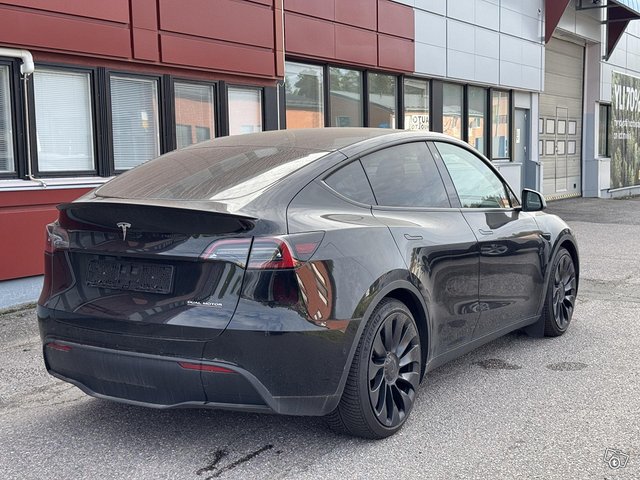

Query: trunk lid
[42,202,257,340]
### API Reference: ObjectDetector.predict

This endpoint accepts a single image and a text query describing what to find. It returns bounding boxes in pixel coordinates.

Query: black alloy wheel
[544,248,577,336]
[368,309,421,427]
[327,298,422,439]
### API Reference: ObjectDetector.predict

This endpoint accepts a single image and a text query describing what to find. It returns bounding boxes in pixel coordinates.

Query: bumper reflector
[46,342,72,352]
[178,362,236,374]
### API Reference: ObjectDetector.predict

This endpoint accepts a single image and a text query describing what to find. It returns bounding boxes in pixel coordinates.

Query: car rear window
[96,145,328,201]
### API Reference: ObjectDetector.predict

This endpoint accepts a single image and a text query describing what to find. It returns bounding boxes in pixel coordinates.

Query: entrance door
[516,109,535,189]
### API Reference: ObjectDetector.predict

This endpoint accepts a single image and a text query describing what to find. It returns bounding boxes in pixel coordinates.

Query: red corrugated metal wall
[284,0,414,72]
[0,0,285,78]
[0,189,91,280]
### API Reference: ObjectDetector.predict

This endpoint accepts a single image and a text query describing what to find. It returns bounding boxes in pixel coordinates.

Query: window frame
[171,78,218,149]
[442,82,465,141]
[402,76,431,132]
[466,85,488,155]
[488,88,513,161]
[598,102,611,158]
[226,84,264,136]
[0,57,26,179]
[29,63,101,178]
[366,71,399,129]
[328,65,365,128]
[428,140,519,210]
[105,70,164,175]
[284,60,326,129]
[285,58,435,131]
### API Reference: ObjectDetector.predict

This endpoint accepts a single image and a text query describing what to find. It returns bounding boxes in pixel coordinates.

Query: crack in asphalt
[196,445,274,479]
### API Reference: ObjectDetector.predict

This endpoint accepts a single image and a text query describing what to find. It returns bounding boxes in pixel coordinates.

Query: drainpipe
[0,47,46,188]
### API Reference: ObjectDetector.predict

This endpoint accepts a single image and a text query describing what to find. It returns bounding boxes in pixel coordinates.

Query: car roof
[181,128,451,152]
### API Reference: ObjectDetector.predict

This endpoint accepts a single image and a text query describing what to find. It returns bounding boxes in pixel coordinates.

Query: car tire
[542,247,578,337]
[326,298,422,439]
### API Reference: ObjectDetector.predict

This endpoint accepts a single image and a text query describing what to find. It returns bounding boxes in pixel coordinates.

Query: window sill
[0,176,112,192]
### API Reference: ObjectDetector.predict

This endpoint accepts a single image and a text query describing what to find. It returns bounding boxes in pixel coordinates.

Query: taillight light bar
[201,232,324,270]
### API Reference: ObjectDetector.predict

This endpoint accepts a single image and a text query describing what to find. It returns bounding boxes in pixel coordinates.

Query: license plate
[87,260,174,294]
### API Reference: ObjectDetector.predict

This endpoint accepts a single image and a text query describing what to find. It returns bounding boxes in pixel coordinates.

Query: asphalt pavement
[1,196,639,480]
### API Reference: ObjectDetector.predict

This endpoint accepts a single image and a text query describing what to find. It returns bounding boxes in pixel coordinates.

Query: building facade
[0,0,639,306]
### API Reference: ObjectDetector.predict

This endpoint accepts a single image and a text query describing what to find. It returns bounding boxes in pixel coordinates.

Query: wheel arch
[332,278,431,407]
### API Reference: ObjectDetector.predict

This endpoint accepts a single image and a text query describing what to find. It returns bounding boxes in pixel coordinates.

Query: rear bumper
[38,304,357,416]
[43,339,271,412]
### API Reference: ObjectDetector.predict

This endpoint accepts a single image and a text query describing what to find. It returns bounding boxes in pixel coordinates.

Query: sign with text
[611,71,640,188]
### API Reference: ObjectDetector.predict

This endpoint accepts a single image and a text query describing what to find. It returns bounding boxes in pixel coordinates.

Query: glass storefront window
[598,103,610,157]
[491,90,510,159]
[404,78,429,131]
[467,86,486,155]
[0,66,14,173]
[329,67,363,127]
[228,87,262,135]
[174,82,215,149]
[34,69,95,172]
[368,72,397,128]
[111,75,160,170]
[285,62,324,129]
[443,83,463,139]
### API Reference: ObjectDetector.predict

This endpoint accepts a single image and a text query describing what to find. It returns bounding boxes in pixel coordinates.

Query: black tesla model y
[38,128,579,438]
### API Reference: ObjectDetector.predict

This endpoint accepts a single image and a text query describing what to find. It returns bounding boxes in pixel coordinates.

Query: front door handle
[478,229,494,236]
[404,234,423,241]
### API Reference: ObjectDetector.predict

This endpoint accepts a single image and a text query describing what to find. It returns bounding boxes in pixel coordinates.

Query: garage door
[539,37,584,199]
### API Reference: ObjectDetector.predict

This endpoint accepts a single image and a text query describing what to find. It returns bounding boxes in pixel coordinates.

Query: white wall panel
[415,10,446,47]
[414,0,445,15]
[411,0,544,91]
[447,20,475,53]
[447,0,474,24]
[474,55,500,84]
[415,42,446,77]
[447,50,476,80]
[475,28,499,59]
[475,0,499,31]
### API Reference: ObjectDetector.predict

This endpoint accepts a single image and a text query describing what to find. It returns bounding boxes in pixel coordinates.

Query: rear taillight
[201,238,252,267]
[201,232,324,270]
[45,222,69,253]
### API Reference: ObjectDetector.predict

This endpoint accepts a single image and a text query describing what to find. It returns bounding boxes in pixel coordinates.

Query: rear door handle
[404,234,423,241]
[478,229,494,236]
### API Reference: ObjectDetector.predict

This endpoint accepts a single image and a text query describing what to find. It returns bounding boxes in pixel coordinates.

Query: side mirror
[521,189,546,212]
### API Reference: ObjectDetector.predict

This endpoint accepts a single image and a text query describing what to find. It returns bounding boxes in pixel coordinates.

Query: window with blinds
[110,75,160,170]
[174,82,215,149]
[228,87,262,135]
[0,66,15,173]
[33,69,95,172]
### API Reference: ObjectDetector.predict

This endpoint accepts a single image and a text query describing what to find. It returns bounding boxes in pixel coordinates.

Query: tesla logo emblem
[116,222,131,241]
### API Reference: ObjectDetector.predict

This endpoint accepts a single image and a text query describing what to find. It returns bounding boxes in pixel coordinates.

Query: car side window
[324,160,376,205]
[359,142,450,208]
[434,142,511,208]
